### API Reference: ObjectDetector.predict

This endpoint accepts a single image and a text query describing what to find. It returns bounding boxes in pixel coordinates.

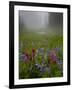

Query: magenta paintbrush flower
[32,48,36,61]
[48,50,57,64]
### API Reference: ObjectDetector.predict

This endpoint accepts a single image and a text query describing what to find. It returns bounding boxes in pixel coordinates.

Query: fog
[19,11,49,29]
[19,10,63,33]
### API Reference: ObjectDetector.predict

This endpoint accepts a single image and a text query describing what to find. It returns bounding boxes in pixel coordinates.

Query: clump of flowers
[19,46,63,78]
[48,49,57,64]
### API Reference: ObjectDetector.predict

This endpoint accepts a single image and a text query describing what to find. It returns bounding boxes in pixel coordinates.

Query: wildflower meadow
[19,11,63,79]
[19,29,63,79]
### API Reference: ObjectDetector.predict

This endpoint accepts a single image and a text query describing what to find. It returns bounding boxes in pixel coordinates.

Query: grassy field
[19,28,63,79]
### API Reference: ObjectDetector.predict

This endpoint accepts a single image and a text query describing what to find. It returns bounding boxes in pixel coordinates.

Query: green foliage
[49,63,62,77]
[19,28,63,79]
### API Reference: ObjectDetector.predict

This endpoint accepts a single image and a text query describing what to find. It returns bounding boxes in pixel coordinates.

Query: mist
[19,10,63,34]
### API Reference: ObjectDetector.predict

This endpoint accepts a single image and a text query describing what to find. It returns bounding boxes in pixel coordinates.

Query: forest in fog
[19,11,63,34]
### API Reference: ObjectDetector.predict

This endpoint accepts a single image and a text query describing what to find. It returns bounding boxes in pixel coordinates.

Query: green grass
[19,28,63,79]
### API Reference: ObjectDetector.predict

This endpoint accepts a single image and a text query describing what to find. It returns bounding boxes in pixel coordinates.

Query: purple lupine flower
[56,60,63,65]
[19,52,30,62]
[55,47,63,60]
[56,58,63,70]
[35,63,41,68]
[56,60,63,66]
[37,48,44,56]
[55,47,60,52]
[19,54,26,61]
[35,63,42,71]
[24,54,28,60]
